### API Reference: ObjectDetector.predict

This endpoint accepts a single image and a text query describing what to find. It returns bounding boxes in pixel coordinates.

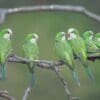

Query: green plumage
[82,31,99,53]
[0,28,12,80]
[23,33,39,87]
[93,33,100,48]
[55,32,80,86]
[67,28,94,81]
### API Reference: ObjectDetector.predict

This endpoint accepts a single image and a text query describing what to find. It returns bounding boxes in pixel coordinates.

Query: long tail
[79,58,94,81]
[85,66,94,81]
[72,70,80,86]
[30,73,35,87]
[2,64,7,80]
[0,66,2,79]
[0,64,7,80]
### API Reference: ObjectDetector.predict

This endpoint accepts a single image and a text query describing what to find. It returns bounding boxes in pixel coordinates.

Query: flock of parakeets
[0,28,99,87]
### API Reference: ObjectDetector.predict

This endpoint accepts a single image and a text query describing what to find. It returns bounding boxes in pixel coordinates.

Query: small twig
[0,90,16,100]
[0,53,99,100]
[22,87,31,100]
[8,53,100,69]
[52,67,80,100]
[0,5,100,24]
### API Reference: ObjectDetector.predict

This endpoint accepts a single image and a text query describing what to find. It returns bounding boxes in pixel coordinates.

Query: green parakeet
[55,32,80,86]
[93,33,100,48]
[0,28,12,80]
[67,28,94,81]
[82,31,99,53]
[22,33,39,87]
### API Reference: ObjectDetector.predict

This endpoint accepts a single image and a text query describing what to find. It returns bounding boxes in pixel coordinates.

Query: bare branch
[22,87,31,100]
[0,5,99,23]
[52,67,80,100]
[0,53,99,100]
[8,53,100,69]
[0,90,16,100]
[0,5,100,24]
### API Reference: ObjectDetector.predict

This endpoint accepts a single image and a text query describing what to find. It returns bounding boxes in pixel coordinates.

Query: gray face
[3,29,12,40]
[7,28,13,36]
[68,28,75,35]
[61,32,66,41]
[33,34,38,40]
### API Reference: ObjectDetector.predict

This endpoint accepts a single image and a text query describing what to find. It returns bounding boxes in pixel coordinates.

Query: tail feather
[2,64,7,80]
[30,73,35,87]
[0,64,7,80]
[85,67,94,81]
[72,70,80,86]
[0,66,2,79]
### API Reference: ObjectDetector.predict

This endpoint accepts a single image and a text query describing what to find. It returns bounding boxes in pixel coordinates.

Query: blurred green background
[0,0,100,100]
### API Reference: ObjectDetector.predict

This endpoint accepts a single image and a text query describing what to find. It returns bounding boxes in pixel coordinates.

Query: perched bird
[67,28,94,81]
[22,33,39,87]
[0,28,12,80]
[93,33,100,48]
[55,32,80,86]
[82,31,99,53]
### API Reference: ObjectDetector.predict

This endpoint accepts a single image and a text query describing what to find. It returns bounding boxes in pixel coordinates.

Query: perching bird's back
[69,36,87,62]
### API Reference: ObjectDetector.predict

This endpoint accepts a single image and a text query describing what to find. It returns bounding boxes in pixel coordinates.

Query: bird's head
[82,31,94,40]
[26,33,38,43]
[55,32,66,41]
[67,28,79,40]
[67,28,79,35]
[0,28,13,40]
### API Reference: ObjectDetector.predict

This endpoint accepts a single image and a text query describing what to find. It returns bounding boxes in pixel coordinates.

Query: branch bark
[1,5,100,24]
[0,90,16,100]
[0,53,99,100]
[22,87,31,100]
[8,53,100,69]
[52,67,80,100]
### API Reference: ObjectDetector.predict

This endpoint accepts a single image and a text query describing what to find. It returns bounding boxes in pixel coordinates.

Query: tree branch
[1,5,100,24]
[6,5,100,22]
[8,53,100,69]
[52,67,80,100]
[0,90,16,100]
[0,53,99,100]
[22,87,31,100]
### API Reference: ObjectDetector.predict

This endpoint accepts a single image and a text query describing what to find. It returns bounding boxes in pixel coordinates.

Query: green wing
[0,37,12,79]
[23,42,39,60]
[0,37,12,63]
[93,33,100,48]
[55,40,73,67]
[55,40,80,86]
[84,39,99,53]
[69,36,87,62]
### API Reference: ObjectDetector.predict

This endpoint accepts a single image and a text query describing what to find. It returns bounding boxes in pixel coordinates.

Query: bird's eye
[71,31,74,33]
[62,34,65,36]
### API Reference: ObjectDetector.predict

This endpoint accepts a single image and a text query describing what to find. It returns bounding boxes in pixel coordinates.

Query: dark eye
[71,31,74,33]
[62,34,64,36]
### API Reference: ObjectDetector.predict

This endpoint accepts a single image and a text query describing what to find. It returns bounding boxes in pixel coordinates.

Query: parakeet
[0,28,12,80]
[93,32,100,48]
[55,32,80,86]
[67,28,94,81]
[82,31,99,53]
[22,33,39,87]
